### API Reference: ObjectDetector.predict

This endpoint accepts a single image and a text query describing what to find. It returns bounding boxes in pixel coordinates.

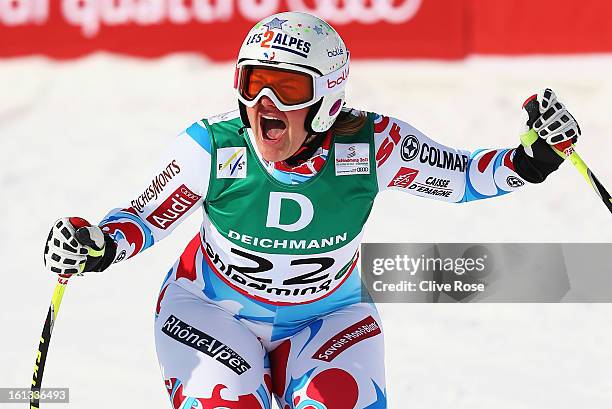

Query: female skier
[43,11,580,409]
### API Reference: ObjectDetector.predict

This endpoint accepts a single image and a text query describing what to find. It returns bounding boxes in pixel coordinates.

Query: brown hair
[330,109,368,136]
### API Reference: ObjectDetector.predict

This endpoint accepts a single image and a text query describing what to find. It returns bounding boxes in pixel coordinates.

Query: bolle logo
[327,67,349,89]
[146,185,201,230]
[266,192,314,232]
[327,47,344,57]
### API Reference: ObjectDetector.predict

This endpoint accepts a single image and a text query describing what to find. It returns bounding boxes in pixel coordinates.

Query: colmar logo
[146,185,201,230]
[419,143,468,172]
[400,135,419,161]
[387,167,419,189]
[114,250,126,263]
[506,176,525,188]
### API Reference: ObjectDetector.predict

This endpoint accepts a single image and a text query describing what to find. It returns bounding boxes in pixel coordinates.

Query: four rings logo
[146,185,201,230]
[287,0,423,24]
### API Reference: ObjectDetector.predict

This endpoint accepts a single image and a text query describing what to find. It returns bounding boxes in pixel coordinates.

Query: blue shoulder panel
[186,122,212,153]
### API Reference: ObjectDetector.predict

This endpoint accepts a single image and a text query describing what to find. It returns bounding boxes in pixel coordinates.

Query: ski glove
[43,217,116,275]
[513,88,581,183]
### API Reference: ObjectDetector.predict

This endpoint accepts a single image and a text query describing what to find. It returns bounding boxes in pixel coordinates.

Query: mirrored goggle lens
[239,66,314,106]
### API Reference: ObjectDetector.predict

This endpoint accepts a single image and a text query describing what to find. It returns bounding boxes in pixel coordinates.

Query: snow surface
[1,54,611,409]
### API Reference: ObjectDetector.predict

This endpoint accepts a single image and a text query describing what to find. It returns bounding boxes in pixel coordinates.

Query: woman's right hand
[43,217,116,276]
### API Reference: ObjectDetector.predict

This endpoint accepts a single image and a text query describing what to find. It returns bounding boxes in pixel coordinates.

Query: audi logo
[180,187,200,201]
[286,0,423,24]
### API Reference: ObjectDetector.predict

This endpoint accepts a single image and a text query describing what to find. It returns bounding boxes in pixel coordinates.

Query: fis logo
[327,47,344,57]
[217,147,247,179]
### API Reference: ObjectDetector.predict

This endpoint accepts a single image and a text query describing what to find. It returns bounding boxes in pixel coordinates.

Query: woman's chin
[256,133,289,162]
[260,149,287,163]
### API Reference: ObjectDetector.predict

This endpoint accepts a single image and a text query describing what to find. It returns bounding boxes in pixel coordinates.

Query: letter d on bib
[266,192,314,232]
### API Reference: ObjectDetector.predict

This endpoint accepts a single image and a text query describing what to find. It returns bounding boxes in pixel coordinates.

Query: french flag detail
[266,132,332,184]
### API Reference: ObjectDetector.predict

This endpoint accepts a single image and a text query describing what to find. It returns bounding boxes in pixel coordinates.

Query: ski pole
[524,97,612,215]
[30,275,70,409]
[552,142,612,213]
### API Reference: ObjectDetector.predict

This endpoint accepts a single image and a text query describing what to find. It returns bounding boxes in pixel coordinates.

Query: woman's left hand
[513,88,581,183]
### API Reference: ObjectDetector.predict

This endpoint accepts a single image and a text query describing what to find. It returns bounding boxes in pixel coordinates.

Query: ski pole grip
[522,94,540,128]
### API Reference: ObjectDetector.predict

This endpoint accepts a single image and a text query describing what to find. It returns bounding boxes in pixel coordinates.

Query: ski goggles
[234,58,350,111]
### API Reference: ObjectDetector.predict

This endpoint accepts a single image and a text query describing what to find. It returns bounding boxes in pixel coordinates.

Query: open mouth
[260,113,287,141]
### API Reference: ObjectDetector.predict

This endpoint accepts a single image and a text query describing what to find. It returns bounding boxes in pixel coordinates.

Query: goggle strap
[233,66,239,89]
[235,57,350,110]
[314,58,350,98]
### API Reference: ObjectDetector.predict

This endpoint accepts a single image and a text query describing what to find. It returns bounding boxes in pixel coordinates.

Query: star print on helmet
[263,17,287,30]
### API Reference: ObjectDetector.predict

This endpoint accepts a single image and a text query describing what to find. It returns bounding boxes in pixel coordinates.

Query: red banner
[0,0,466,60]
[3,1,611,60]
[468,0,612,55]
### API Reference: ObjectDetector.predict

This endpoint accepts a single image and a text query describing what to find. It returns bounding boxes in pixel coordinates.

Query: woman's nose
[259,96,275,107]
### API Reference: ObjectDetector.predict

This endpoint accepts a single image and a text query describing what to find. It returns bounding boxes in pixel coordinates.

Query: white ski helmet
[235,11,350,133]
